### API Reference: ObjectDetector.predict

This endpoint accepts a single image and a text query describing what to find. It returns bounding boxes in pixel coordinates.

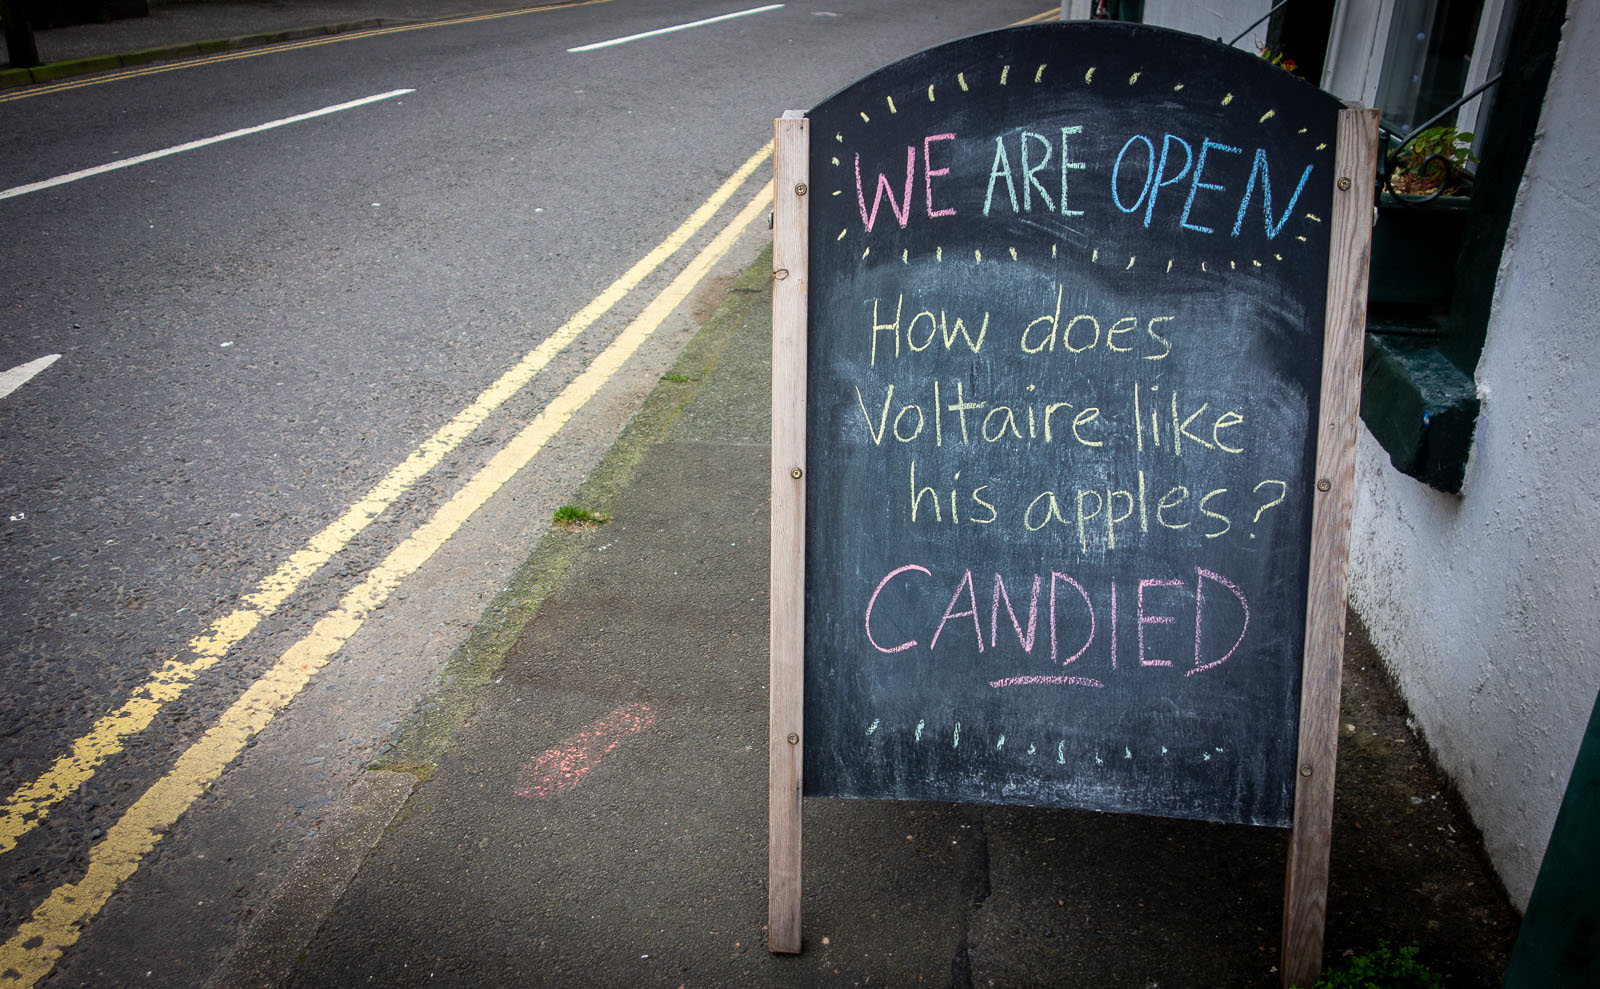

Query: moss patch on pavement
[368,245,772,778]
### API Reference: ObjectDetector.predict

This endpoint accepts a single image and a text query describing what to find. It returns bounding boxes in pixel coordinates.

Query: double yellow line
[0,143,774,987]
[0,0,616,103]
[1015,7,1063,25]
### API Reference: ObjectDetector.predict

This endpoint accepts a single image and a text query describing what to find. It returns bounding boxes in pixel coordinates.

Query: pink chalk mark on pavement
[513,702,656,799]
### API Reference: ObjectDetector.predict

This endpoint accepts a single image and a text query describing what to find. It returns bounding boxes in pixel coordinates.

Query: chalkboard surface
[801,22,1344,827]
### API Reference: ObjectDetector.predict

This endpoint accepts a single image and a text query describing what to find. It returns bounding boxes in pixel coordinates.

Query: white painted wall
[1059,0,1273,51]
[1139,0,1274,49]
[1349,1,1598,909]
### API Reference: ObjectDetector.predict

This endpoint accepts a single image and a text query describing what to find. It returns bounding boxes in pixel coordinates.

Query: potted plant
[1369,126,1477,311]
[1386,125,1477,197]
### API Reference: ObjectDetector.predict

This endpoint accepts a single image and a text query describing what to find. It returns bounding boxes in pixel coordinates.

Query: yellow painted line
[1012,8,1061,25]
[0,0,615,103]
[0,141,774,857]
[0,177,776,989]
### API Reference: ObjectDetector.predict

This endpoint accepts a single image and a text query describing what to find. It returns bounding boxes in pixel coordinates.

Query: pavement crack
[972,808,992,908]
[949,805,991,989]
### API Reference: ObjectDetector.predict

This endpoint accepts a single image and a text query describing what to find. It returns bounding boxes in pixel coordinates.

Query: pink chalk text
[863,564,1249,688]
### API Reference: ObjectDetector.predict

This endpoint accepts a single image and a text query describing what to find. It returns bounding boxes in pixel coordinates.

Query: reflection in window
[1375,0,1489,134]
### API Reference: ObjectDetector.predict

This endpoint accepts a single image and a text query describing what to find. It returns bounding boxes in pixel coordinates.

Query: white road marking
[0,90,414,202]
[0,355,60,399]
[568,3,782,52]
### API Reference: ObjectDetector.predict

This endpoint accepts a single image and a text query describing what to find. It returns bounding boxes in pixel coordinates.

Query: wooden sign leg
[768,110,810,955]
[1281,106,1379,988]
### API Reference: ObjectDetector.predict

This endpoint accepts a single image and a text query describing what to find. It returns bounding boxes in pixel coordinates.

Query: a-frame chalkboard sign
[768,21,1376,986]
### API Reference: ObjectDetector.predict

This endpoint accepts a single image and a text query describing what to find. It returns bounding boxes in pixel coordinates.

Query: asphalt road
[0,1,1051,984]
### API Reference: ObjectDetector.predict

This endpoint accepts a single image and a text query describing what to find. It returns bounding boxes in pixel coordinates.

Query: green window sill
[1360,332,1478,495]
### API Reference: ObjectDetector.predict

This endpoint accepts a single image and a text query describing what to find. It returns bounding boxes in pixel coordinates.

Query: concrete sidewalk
[235,250,1521,988]
[1,0,528,86]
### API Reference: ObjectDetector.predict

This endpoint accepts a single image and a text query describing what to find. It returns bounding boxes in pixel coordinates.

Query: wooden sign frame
[1279,105,1378,987]
[768,108,809,957]
[769,103,1377,984]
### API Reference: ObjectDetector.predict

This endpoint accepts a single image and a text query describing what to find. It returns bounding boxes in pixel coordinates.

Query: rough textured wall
[1350,1,1597,910]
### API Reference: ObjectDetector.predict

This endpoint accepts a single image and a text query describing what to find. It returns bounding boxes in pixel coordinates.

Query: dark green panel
[1360,335,1478,494]
[1505,692,1600,987]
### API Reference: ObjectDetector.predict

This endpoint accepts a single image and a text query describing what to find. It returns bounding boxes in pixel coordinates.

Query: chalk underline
[989,675,1106,689]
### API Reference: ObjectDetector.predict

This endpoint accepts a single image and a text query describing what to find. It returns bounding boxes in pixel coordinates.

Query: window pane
[1376,0,1487,133]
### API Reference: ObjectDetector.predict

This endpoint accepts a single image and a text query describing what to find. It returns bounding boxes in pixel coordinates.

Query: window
[1314,0,1563,492]
[1375,0,1490,135]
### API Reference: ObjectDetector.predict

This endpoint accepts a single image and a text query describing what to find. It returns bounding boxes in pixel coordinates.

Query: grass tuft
[552,505,611,530]
[1295,942,1442,989]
